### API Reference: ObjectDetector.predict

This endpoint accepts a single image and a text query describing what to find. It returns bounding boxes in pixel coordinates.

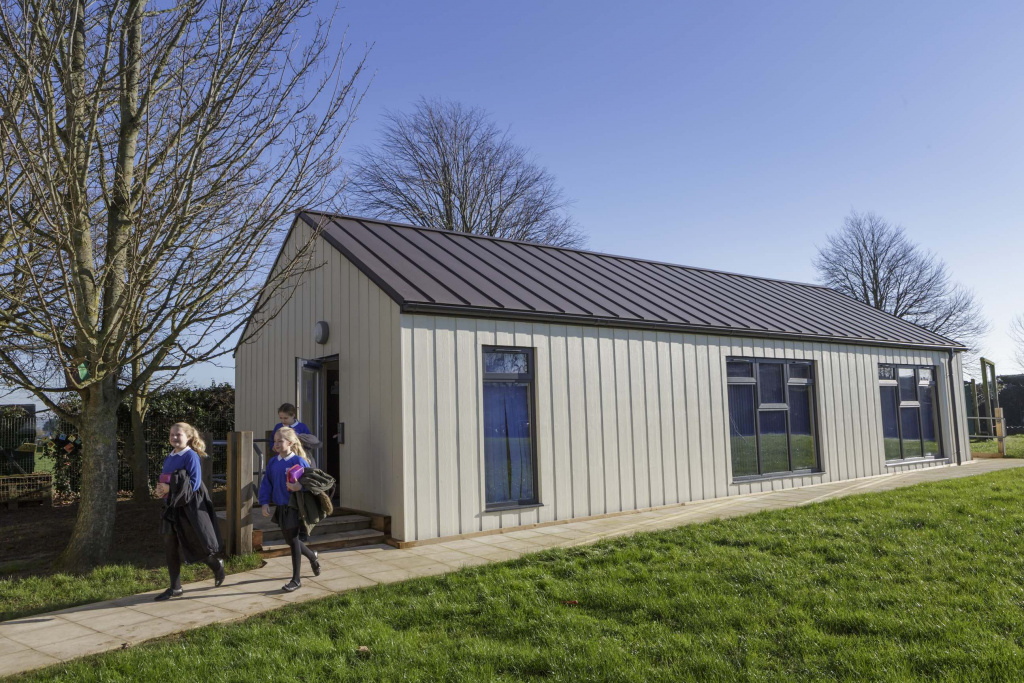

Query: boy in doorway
[272,403,312,441]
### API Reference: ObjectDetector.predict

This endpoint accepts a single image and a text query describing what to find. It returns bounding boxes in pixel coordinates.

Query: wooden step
[259,514,371,542]
[259,528,386,557]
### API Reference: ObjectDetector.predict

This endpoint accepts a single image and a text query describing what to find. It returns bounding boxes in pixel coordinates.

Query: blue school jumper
[162,448,201,491]
[258,453,310,506]
[272,421,311,440]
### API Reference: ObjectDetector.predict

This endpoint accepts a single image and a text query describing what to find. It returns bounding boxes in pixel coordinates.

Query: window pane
[728,385,758,476]
[484,351,529,375]
[759,411,789,473]
[878,365,895,381]
[898,368,917,402]
[880,386,901,460]
[789,364,811,380]
[727,361,753,379]
[483,383,535,505]
[759,363,785,404]
[918,367,933,384]
[789,385,816,470]
[920,386,940,456]
[901,407,922,458]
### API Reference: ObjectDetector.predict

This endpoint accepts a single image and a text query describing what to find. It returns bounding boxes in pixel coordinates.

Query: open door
[296,358,323,467]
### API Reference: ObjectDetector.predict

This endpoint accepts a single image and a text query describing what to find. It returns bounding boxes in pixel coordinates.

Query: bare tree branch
[348,98,586,248]
[813,210,988,351]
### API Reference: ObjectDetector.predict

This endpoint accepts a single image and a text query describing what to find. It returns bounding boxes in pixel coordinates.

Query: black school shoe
[155,588,183,601]
[311,551,321,577]
[282,579,301,592]
[211,557,226,587]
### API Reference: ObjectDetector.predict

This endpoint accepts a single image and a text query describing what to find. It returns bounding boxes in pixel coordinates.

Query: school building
[234,211,971,543]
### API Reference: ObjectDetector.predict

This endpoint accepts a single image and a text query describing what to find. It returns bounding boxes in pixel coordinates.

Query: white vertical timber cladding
[565,326,590,518]
[682,335,702,501]
[642,331,664,506]
[582,327,606,516]
[657,332,678,506]
[613,328,636,511]
[533,323,556,524]
[598,328,621,512]
[455,318,481,533]
[627,329,651,509]
[669,335,690,501]
[394,313,967,541]
[434,317,459,537]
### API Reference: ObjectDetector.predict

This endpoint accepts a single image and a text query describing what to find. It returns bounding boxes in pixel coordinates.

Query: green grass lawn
[971,433,1024,457]
[17,468,1024,682]
[0,554,263,622]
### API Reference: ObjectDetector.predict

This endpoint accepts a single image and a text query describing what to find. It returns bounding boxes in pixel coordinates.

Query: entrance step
[259,528,387,557]
[259,514,371,542]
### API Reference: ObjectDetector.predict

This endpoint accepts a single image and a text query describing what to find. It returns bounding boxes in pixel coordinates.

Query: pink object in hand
[159,473,172,484]
[287,464,305,484]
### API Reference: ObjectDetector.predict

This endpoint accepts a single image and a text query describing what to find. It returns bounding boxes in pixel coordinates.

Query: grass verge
[16,467,1024,682]
[970,433,1024,457]
[0,554,263,622]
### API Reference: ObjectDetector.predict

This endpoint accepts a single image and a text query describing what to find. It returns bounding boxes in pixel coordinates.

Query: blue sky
[7,1,1023,407]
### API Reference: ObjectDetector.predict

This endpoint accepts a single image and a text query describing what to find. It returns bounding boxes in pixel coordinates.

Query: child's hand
[154,483,169,497]
[286,481,301,492]
[262,504,271,517]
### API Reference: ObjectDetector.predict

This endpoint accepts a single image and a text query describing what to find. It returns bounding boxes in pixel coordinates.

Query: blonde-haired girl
[259,426,320,591]
[153,422,225,600]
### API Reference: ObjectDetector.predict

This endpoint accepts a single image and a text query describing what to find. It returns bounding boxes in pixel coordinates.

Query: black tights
[282,526,316,581]
[163,533,218,590]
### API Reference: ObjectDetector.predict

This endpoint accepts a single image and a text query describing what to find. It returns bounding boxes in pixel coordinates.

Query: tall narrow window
[878,364,943,461]
[482,348,537,508]
[726,359,819,480]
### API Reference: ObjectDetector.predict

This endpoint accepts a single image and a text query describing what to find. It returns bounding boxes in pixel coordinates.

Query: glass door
[296,358,323,467]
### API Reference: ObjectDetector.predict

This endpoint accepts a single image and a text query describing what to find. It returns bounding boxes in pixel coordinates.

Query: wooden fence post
[225,431,254,555]
[995,407,1006,458]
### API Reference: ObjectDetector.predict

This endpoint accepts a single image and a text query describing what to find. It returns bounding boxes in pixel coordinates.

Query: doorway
[295,355,340,498]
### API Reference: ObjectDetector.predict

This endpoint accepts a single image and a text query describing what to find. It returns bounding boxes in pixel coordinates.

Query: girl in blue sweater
[154,423,225,601]
[259,426,320,591]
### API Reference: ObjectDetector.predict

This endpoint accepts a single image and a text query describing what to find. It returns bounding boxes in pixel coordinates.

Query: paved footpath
[2,458,1022,678]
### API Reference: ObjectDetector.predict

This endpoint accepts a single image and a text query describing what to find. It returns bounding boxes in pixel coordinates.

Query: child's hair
[171,422,207,457]
[278,403,297,417]
[276,427,307,460]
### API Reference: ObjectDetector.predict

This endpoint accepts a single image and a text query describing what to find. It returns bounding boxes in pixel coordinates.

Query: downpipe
[948,349,963,466]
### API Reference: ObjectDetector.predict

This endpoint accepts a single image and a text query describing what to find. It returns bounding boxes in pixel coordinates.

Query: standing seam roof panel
[509,242,672,321]
[472,239,627,318]
[542,247,691,323]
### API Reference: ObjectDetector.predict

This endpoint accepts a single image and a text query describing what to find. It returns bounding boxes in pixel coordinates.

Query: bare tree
[1010,314,1024,371]
[0,0,369,570]
[349,98,586,248]
[813,211,988,350]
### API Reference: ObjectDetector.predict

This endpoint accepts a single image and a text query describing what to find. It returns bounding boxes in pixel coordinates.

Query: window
[482,347,537,509]
[878,364,942,461]
[726,359,818,479]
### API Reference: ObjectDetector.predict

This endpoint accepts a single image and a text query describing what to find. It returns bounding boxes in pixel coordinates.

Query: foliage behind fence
[36,383,234,497]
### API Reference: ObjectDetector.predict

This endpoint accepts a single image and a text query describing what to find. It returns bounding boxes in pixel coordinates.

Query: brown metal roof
[301,211,965,351]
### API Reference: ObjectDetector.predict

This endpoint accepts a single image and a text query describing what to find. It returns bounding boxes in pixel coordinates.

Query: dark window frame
[481,345,540,511]
[727,358,821,482]
[877,364,944,462]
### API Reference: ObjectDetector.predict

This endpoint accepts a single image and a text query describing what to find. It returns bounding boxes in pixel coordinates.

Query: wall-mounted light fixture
[314,320,330,345]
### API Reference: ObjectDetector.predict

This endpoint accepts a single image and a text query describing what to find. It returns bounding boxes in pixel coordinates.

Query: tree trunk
[55,376,121,572]
[130,392,149,502]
